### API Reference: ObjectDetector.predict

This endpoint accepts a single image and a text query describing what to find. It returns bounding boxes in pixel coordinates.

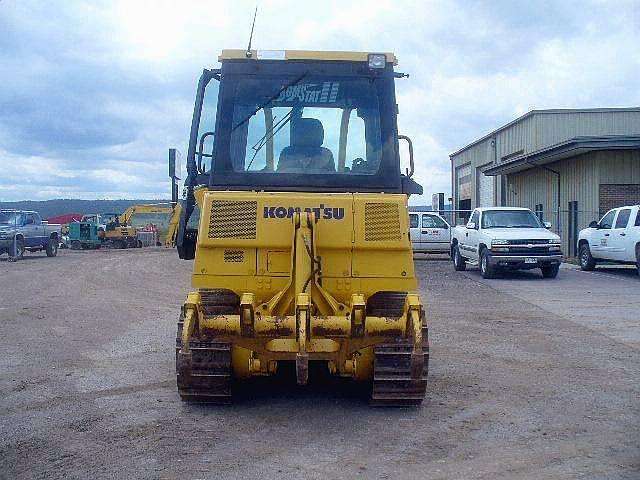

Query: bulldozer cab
[179,50,421,257]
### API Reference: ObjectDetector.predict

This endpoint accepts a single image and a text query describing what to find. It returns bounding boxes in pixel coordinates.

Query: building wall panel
[505,153,601,254]
[451,109,640,219]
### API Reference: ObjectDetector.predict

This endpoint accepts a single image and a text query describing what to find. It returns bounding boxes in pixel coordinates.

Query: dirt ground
[1,248,638,479]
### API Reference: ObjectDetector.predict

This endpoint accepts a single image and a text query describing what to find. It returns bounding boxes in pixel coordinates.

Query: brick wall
[599,184,640,215]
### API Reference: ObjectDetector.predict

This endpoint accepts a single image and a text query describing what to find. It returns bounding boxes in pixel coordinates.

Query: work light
[368,53,386,69]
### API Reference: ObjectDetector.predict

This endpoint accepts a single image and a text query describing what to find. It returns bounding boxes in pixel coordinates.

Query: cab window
[409,214,419,229]
[422,214,448,229]
[469,210,480,228]
[636,210,640,227]
[614,209,631,229]
[25,214,35,225]
[599,210,616,229]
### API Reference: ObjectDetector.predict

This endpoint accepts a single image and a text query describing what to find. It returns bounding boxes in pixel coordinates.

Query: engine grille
[223,249,245,263]
[364,202,401,242]
[507,239,550,245]
[208,200,257,239]
[508,247,551,255]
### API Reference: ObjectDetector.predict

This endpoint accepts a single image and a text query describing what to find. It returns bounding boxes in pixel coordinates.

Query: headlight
[491,239,509,245]
[368,53,387,69]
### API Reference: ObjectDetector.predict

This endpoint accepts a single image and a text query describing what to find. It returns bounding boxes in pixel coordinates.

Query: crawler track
[368,291,429,406]
[175,289,239,403]
[370,339,429,406]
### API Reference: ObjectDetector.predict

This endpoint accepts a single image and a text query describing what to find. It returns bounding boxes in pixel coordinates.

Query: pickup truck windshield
[0,212,22,224]
[481,210,542,228]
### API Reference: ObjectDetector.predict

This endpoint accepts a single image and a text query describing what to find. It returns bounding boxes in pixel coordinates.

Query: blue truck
[0,210,61,259]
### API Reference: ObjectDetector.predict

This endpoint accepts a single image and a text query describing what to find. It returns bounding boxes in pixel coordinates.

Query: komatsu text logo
[263,205,345,220]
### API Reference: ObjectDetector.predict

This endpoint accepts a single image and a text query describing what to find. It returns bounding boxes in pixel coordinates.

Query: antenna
[246,6,258,58]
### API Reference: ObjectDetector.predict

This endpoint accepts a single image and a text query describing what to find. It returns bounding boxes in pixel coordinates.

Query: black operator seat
[277,118,335,173]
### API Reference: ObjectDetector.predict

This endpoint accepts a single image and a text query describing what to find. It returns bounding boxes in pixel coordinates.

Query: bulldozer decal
[263,205,345,220]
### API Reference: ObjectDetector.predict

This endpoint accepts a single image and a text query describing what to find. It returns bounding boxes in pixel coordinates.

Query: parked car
[450,207,562,279]
[410,211,451,253]
[0,210,61,258]
[577,204,640,274]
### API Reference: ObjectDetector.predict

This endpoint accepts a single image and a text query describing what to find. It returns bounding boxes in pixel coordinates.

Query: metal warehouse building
[450,107,640,256]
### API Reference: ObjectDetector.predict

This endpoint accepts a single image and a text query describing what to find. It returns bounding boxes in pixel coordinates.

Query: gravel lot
[1,249,638,479]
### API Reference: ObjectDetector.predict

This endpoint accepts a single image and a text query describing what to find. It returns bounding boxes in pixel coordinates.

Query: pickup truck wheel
[541,264,559,279]
[46,238,58,257]
[480,249,496,279]
[452,245,466,271]
[579,244,596,271]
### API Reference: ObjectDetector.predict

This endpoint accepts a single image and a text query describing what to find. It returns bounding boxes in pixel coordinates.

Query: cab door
[420,214,450,252]
[23,213,40,247]
[409,213,421,251]
[608,207,633,261]
[590,209,616,259]
[460,209,480,261]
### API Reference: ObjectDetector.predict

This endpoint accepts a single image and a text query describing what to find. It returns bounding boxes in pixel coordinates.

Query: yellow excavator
[117,203,182,247]
[175,49,427,405]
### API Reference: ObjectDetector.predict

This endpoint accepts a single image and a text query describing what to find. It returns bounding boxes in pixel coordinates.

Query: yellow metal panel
[351,193,414,278]
[194,247,256,276]
[352,193,411,249]
[352,250,415,278]
[266,250,289,274]
[198,191,354,250]
[315,249,351,277]
[218,49,398,65]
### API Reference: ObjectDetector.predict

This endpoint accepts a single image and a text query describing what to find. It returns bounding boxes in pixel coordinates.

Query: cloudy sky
[1,0,639,203]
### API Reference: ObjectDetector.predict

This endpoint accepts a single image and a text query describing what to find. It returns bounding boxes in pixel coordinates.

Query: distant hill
[0,199,170,219]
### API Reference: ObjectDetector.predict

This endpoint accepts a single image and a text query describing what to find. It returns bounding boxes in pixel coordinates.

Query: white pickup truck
[450,207,563,279]
[409,211,451,253]
[577,204,640,274]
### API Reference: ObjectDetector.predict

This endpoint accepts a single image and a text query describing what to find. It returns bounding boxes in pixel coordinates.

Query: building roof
[47,213,83,224]
[483,135,640,175]
[450,107,640,158]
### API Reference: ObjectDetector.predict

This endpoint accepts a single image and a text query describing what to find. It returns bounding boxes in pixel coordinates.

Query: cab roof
[219,49,397,65]
[475,207,532,212]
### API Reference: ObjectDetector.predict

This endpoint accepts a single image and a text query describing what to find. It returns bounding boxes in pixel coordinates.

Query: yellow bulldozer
[175,49,427,405]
